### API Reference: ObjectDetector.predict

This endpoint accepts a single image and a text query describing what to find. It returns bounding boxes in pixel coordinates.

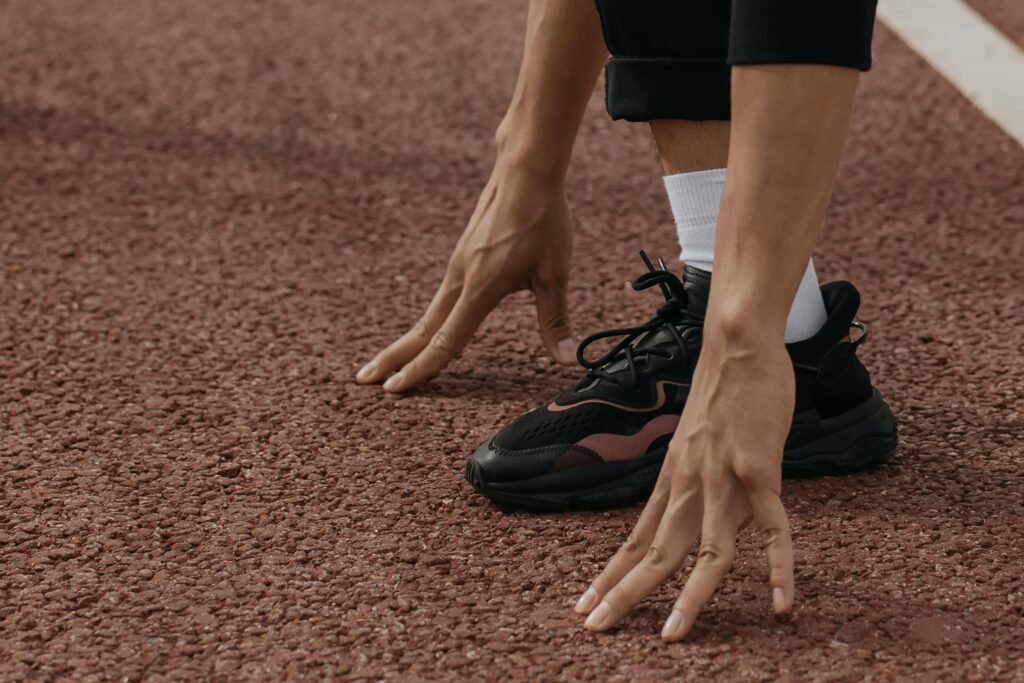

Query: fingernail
[574,587,598,614]
[356,361,377,382]
[661,610,684,640]
[556,338,577,364]
[773,587,786,613]
[383,371,405,392]
[584,601,610,630]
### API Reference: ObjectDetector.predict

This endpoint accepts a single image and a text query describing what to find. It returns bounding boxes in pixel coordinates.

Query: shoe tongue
[631,265,709,350]
[588,265,709,377]
[682,265,711,315]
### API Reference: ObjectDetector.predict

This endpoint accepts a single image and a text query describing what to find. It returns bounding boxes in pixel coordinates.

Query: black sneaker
[464,254,898,512]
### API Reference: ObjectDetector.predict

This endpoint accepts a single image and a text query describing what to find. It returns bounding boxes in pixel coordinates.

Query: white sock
[663,169,828,343]
[664,168,722,272]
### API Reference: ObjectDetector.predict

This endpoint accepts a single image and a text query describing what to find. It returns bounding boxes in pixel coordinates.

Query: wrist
[702,275,795,350]
[696,317,791,388]
[703,307,788,354]
[481,160,572,233]
[494,116,573,184]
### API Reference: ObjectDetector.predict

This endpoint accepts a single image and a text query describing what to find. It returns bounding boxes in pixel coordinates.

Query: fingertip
[772,586,792,616]
[660,609,685,642]
[583,601,611,632]
[574,587,599,615]
[355,360,379,384]
[382,370,406,393]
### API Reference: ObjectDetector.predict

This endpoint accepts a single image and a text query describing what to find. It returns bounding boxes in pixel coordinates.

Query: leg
[599,0,828,342]
[650,120,729,175]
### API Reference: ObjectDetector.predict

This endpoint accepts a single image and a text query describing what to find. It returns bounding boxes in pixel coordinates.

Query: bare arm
[495,0,610,180]
[710,65,859,344]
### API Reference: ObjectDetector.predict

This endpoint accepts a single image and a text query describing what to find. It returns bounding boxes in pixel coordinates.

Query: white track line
[878,0,1024,147]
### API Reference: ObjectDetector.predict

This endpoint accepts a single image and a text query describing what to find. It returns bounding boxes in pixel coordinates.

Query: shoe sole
[464,389,898,513]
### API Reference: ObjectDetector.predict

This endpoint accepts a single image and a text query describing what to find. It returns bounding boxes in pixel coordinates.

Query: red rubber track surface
[1,1,1022,680]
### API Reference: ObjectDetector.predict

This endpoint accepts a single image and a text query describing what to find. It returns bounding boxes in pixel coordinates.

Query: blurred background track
[1,1,1022,680]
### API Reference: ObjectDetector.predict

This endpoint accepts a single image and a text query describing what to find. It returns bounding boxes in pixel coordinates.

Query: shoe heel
[783,389,898,477]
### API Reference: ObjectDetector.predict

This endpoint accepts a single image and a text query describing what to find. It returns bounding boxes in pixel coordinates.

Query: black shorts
[595,0,878,121]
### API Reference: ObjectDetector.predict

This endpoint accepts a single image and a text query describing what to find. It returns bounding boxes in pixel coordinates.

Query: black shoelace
[576,253,704,389]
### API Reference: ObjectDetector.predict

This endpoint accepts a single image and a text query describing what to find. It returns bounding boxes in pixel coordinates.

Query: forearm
[706,65,860,345]
[495,0,608,181]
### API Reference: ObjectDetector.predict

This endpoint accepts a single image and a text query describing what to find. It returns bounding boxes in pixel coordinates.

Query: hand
[356,167,576,392]
[573,339,796,641]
